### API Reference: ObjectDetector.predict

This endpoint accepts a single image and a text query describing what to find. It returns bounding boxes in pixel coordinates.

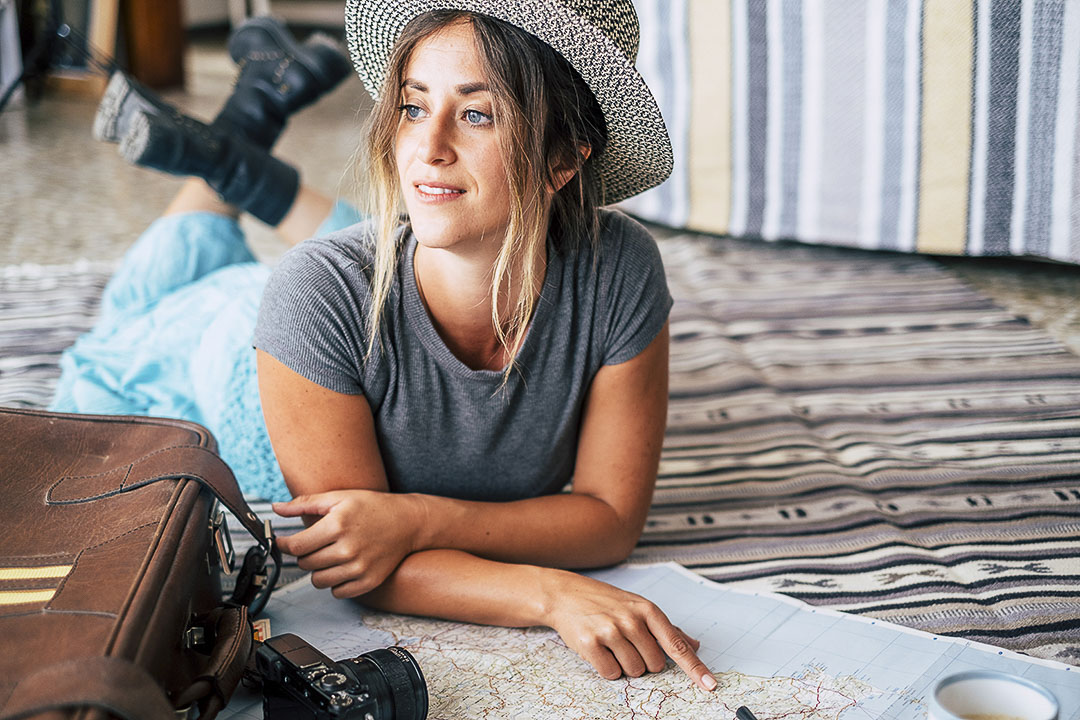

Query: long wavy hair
[359,10,608,384]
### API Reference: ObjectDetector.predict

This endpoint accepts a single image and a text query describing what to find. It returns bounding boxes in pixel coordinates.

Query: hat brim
[344,0,673,205]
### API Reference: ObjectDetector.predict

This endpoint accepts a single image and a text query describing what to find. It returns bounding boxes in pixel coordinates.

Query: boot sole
[228,16,348,86]
[118,111,152,164]
[93,72,134,143]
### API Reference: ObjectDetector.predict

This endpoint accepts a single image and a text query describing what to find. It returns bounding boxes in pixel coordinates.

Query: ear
[550,145,593,193]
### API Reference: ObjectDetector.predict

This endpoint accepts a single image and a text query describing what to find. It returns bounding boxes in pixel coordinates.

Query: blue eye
[399,104,424,120]
[464,109,492,126]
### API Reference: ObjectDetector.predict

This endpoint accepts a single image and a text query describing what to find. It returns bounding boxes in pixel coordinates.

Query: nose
[415,112,456,166]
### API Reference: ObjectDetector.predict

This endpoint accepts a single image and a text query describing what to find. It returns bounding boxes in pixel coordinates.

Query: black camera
[256,633,428,720]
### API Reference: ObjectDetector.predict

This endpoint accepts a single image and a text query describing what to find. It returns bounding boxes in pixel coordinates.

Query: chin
[409,219,462,249]
[410,217,504,253]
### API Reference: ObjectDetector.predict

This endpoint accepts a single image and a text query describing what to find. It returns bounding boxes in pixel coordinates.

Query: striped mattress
[1,232,1077,665]
[625,0,1080,264]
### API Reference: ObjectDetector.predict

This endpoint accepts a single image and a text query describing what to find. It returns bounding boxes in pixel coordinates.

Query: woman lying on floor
[53,0,716,691]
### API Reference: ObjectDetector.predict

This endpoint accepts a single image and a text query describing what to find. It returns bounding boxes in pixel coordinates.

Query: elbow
[594,509,646,567]
[605,546,634,567]
[568,532,635,569]
[595,528,640,567]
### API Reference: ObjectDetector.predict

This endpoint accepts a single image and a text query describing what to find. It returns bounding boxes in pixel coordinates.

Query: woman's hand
[272,490,424,597]
[540,570,717,691]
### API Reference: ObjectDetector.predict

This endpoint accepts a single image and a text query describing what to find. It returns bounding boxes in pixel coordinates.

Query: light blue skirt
[50,201,364,502]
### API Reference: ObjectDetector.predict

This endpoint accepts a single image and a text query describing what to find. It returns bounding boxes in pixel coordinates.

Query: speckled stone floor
[2,31,1079,358]
[0,31,371,266]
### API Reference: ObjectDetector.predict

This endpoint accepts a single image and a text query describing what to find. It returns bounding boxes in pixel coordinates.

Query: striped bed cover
[626,0,1080,264]
[1,235,1078,665]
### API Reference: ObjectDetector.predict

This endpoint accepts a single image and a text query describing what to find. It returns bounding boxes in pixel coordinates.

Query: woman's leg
[163,178,239,219]
[275,185,335,246]
[49,207,253,414]
[162,178,334,247]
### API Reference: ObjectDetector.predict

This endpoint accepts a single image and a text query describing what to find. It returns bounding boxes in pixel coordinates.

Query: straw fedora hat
[344,0,673,205]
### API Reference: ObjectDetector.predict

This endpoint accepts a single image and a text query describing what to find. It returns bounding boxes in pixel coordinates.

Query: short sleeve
[598,212,673,365]
[253,237,373,395]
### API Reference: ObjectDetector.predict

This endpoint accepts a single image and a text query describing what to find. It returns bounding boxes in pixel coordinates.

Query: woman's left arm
[275,321,669,571]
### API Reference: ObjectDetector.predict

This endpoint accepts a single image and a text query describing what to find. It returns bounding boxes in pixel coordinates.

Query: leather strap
[0,610,252,720]
[173,607,253,720]
[48,444,282,613]
[0,657,175,720]
[48,445,268,548]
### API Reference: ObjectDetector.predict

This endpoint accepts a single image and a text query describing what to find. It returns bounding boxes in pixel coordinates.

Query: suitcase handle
[0,607,251,720]
[49,444,283,614]
[0,656,176,720]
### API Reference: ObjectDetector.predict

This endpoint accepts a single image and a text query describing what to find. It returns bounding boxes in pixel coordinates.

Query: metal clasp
[210,501,235,575]
[183,626,207,651]
[253,520,274,589]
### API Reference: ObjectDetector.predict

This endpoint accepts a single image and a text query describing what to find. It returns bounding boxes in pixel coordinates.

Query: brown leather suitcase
[0,407,280,720]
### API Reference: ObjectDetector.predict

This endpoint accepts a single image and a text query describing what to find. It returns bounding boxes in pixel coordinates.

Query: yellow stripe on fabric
[917,0,974,254]
[688,0,732,234]
[0,565,72,580]
[0,590,57,606]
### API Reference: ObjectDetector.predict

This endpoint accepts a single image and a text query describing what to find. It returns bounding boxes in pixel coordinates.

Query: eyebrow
[401,79,490,95]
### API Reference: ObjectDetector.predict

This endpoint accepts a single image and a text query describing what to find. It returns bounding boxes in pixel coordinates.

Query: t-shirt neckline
[402,233,562,380]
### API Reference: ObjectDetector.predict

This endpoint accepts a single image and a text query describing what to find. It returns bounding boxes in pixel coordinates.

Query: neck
[413,236,547,371]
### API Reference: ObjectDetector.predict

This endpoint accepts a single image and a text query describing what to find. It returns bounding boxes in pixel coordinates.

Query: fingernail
[702,673,717,691]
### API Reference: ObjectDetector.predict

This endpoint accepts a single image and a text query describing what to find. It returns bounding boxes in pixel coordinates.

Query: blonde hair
[359,10,607,385]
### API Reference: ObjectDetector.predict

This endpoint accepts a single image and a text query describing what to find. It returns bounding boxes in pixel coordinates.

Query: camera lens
[341,646,428,720]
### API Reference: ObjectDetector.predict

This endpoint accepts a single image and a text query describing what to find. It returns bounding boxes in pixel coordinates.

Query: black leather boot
[120,109,300,227]
[93,71,178,144]
[212,17,352,149]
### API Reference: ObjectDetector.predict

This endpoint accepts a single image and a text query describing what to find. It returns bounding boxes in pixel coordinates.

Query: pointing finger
[673,626,701,652]
[649,617,716,691]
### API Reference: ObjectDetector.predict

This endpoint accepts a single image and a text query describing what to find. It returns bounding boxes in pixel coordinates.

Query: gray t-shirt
[253,208,672,502]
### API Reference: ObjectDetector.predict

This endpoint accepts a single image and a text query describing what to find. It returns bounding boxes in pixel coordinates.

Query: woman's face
[395,20,512,254]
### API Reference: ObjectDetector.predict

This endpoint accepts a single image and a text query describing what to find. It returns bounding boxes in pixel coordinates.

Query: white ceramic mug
[928,670,1060,720]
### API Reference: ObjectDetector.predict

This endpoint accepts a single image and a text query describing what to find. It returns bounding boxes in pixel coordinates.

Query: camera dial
[320,673,350,691]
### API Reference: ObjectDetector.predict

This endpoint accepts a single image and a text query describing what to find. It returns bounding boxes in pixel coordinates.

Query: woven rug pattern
[1,235,1078,665]
[636,235,1080,666]
[0,262,113,408]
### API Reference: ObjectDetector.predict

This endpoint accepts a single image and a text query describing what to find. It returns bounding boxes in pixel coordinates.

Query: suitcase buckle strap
[209,503,235,575]
[229,520,278,615]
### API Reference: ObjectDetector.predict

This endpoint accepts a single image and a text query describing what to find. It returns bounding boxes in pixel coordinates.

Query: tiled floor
[2,30,1080,357]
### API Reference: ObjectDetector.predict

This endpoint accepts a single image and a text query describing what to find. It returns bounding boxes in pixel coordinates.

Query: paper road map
[221,563,1079,719]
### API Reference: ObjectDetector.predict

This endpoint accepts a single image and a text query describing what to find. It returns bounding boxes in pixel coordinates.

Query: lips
[414,181,466,201]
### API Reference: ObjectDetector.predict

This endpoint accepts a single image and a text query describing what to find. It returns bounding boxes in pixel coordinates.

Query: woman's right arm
[256,349,715,690]
[357,548,713,689]
[256,349,389,498]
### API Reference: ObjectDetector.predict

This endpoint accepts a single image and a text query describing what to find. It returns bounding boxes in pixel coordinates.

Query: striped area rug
[635,233,1080,666]
[2,235,1078,665]
[0,262,114,408]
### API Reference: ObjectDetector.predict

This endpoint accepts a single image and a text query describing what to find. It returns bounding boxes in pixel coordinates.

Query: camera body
[256,633,428,720]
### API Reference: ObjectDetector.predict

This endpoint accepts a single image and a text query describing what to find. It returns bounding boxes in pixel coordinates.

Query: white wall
[184,0,228,28]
